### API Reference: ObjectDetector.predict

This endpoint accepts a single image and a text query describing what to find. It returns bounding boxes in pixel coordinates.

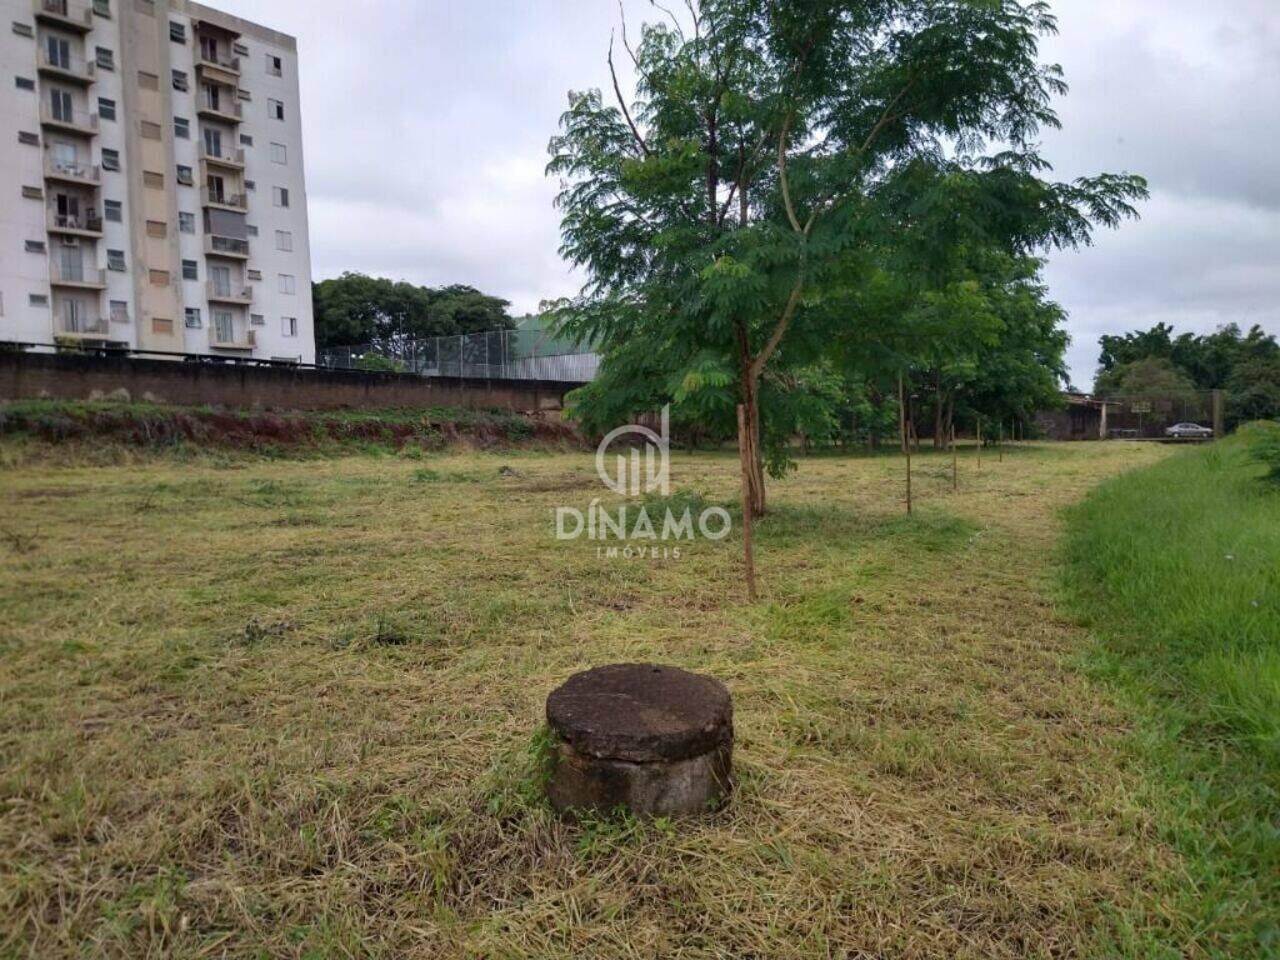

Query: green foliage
[1242,420,1280,482]
[548,0,1145,478]
[1094,356,1199,402]
[312,272,514,350]
[1095,322,1280,429]
[1063,439,1280,954]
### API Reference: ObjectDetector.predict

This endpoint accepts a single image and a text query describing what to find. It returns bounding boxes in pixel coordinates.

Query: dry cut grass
[0,439,1181,958]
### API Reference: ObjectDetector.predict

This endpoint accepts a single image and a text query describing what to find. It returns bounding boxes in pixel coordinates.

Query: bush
[1242,420,1280,482]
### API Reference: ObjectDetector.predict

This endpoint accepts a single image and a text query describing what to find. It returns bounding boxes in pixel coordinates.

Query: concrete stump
[545,663,733,817]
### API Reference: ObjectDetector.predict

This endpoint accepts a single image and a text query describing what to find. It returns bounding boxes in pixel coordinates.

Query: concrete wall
[0,351,575,413]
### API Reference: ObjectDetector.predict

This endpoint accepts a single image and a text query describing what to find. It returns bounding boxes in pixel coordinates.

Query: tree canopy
[312,273,514,351]
[1094,323,1280,428]
[549,0,1146,514]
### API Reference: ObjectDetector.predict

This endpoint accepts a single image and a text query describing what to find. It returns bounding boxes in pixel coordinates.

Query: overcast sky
[217,0,1279,388]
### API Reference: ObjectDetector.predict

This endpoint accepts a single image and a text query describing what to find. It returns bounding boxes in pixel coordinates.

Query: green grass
[0,437,1219,957]
[1062,433,1280,957]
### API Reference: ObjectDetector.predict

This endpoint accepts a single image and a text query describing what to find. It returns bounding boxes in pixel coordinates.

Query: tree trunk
[934,376,945,449]
[738,368,767,517]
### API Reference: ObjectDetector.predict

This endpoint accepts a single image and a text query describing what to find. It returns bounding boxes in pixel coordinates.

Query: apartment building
[0,0,314,363]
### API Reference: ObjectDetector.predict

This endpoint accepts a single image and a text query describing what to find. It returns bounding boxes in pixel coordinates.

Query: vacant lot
[1,439,1188,958]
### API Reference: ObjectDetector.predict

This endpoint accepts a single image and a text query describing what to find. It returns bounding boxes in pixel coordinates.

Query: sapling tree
[549,0,1145,523]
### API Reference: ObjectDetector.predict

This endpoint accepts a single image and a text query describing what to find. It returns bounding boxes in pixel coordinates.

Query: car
[1165,422,1214,440]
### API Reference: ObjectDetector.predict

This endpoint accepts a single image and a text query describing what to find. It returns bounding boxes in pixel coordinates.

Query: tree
[1095,356,1198,403]
[1094,322,1280,428]
[549,0,1145,517]
[312,273,513,350]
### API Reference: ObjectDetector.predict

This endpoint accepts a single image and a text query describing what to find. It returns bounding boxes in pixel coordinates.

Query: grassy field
[0,433,1215,958]
[1062,433,1280,957]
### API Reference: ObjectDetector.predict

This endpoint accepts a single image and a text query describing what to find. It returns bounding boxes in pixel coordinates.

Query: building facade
[1,0,314,362]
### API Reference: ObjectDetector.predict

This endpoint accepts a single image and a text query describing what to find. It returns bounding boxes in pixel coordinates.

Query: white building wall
[0,0,314,363]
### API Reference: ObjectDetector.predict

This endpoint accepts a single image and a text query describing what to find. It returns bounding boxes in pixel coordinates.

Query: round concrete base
[545,663,733,817]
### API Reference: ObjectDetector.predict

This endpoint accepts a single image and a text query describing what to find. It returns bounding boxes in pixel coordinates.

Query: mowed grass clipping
[0,438,1202,958]
[1062,433,1280,957]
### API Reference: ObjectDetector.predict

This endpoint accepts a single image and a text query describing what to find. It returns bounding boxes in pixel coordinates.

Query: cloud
[214,0,1280,383]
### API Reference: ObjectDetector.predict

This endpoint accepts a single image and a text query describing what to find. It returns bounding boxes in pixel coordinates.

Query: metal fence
[318,328,600,383]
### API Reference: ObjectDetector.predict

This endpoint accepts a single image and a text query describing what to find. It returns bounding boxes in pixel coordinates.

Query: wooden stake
[951,423,958,492]
[906,421,914,514]
[977,420,982,470]
[999,422,1004,463]
[737,404,757,602]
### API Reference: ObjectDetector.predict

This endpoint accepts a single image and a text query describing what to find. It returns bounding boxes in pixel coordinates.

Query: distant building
[1,0,314,362]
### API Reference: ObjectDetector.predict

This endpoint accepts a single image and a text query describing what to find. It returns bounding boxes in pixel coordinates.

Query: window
[152,318,173,335]
[98,97,116,121]
[176,164,193,185]
[184,307,201,328]
[246,224,258,237]
[269,142,287,165]
[18,131,39,145]
[21,185,42,200]
[266,54,282,76]
[95,47,114,70]
[138,70,159,90]
[15,77,35,91]
[233,42,248,57]
[267,98,284,120]
[104,199,122,222]
[244,180,255,191]
[275,230,292,252]
[272,186,289,208]
[282,316,297,337]
[278,274,296,295]
[239,133,253,146]
[140,120,162,140]
[178,211,194,233]
[101,148,120,171]
[49,88,72,122]
[247,269,262,281]
[110,300,129,322]
[182,259,198,281]
[146,220,166,238]
[171,70,187,92]
[149,269,169,287]
[13,21,33,37]
[25,240,46,253]
[93,0,111,17]
[30,294,48,306]
[250,313,265,326]
[143,171,163,189]
[107,249,125,271]
[168,21,185,43]
[173,116,189,138]
[237,89,251,102]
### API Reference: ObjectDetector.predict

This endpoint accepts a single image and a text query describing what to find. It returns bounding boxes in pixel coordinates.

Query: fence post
[1212,389,1225,439]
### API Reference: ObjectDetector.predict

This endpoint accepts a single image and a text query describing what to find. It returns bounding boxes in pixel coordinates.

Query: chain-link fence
[317,328,600,383]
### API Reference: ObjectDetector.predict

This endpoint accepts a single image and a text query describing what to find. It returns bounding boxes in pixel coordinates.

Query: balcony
[56,313,110,338]
[37,49,96,85]
[209,324,255,350]
[196,98,242,124]
[40,105,99,137]
[201,187,247,211]
[33,0,93,33]
[204,235,250,259]
[200,145,245,170]
[49,262,107,289]
[195,52,240,86]
[47,209,103,237]
[206,281,253,305]
[43,155,100,186]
